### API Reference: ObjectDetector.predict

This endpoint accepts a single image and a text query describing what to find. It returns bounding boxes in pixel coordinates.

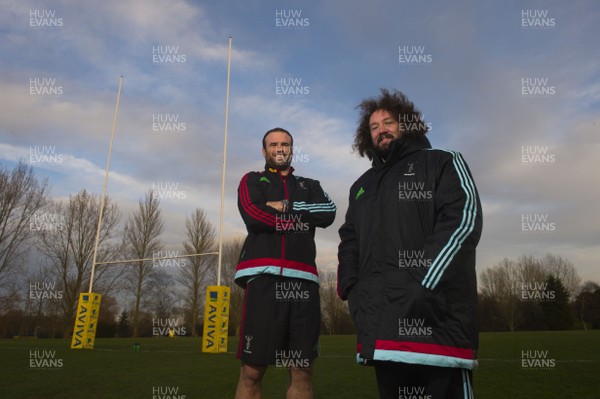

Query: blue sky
[1,0,599,284]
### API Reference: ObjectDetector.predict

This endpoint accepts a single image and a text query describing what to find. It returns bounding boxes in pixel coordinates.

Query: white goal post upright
[71,38,234,351]
[72,76,123,349]
[89,75,123,294]
[202,37,233,353]
[216,36,233,287]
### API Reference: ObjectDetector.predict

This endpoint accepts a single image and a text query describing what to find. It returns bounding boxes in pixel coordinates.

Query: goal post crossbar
[94,252,219,266]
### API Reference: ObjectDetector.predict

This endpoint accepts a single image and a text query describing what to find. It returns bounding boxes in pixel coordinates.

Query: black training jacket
[235,166,336,287]
[337,136,482,369]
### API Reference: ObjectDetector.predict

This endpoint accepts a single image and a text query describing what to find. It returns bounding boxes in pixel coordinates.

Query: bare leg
[235,363,267,399]
[287,363,314,399]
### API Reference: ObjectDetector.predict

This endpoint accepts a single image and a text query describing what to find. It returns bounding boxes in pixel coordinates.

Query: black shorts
[237,274,320,367]
[374,361,474,399]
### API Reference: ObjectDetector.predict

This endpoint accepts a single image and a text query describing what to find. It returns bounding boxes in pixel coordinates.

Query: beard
[373,133,396,160]
[373,145,391,160]
[265,152,292,170]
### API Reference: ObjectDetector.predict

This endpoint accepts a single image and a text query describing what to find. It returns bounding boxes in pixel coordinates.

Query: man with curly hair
[337,89,483,398]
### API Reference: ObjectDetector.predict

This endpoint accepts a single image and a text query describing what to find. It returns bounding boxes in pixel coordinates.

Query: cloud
[1,0,599,285]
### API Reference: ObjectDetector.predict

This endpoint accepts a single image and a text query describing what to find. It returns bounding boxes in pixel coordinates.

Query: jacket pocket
[408,283,448,330]
[347,284,360,326]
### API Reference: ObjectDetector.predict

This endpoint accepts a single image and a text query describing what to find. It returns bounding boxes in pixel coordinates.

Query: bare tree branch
[123,190,164,337]
[37,189,123,336]
[0,161,49,306]
[178,208,216,336]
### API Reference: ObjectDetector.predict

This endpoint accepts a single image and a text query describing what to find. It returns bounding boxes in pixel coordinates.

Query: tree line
[0,161,354,338]
[479,254,600,331]
[0,161,598,338]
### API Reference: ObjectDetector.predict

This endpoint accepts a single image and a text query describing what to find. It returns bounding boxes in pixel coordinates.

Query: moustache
[377,133,395,144]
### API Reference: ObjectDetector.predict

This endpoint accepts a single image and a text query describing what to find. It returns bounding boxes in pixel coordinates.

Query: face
[369,109,402,153]
[262,131,293,169]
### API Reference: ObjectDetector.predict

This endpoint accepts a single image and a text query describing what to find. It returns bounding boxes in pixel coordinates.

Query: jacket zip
[280,172,290,275]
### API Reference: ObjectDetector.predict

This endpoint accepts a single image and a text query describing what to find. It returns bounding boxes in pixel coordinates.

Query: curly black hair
[353,89,429,159]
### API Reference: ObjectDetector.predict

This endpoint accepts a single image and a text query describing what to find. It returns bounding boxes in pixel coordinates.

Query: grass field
[1,331,599,398]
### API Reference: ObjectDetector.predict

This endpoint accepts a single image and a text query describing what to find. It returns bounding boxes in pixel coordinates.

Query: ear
[262,147,266,158]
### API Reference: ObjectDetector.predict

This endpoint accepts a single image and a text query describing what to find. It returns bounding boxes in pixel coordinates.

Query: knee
[290,365,313,387]
[240,364,266,386]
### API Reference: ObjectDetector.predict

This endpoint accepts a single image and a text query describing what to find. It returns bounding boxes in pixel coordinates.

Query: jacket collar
[264,165,294,178]
[372,135,431,169]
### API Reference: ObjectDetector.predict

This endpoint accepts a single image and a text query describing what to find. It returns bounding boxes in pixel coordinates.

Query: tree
[146,269,176,320]
[541,275,574,330]
[479,259,521,331]
[123,190,164,337]
[178,208,216,336]
[21,264,59,338]
[574,281,600,330]
[37,190,124,336]
[513,255,548,330]
[0,161,48,309]
[96,295,119,338]
[0,308,24,338]
[116,310,131,337]
[477,294,506,331]
[320,271,354,334]
[541,254,581,300]
[479,254,582,331]
[219,237,245,335]
[514,255,547,284]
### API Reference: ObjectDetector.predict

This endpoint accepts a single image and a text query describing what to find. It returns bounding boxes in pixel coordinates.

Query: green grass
[475,330,600,398]
[1,331,599,398]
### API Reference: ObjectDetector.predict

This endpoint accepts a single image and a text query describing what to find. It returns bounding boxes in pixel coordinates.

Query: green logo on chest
[355,187,365,200]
